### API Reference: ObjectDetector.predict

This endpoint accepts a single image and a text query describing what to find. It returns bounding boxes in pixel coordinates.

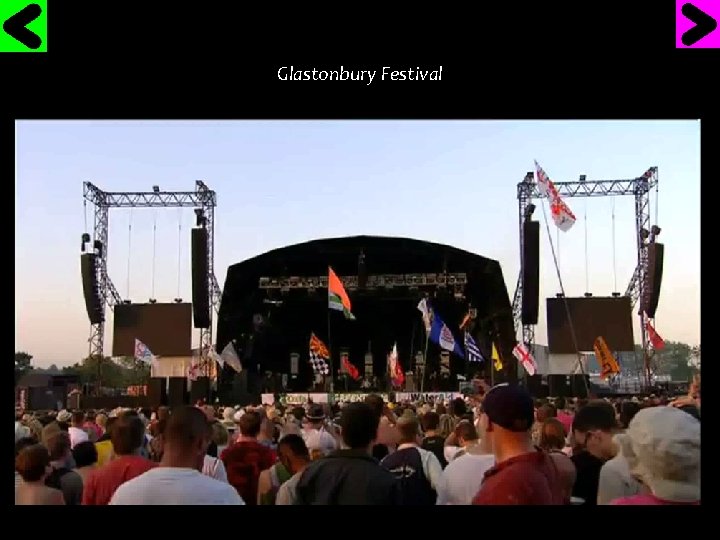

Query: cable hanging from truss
[151,211,157,300]
[584,200,589,293]
[612,197,618,293]
[177,209,183,299]
[126,209,133,299]
[83,199,88,235]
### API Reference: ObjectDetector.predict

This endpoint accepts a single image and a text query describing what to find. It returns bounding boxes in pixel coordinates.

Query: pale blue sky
[15,121,700,368]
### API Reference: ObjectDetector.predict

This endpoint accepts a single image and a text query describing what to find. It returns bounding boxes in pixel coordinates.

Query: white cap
[618,406,700,502]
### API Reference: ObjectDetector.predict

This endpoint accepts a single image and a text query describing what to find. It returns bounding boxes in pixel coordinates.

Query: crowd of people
[14,377,701,505]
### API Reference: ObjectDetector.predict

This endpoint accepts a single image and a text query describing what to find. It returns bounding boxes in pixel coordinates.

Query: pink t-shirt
[612,494,699,505]
[556,411,573,435]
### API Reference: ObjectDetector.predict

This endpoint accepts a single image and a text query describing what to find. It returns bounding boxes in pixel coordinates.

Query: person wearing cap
[611,406,700,505]
[472,383,564,505]
[570,401,618,505]
[597,401,642,505]
[301,404,338,459]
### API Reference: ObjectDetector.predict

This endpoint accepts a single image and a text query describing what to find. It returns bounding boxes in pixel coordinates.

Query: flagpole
[421,334,429,394]
[327,310,334,395]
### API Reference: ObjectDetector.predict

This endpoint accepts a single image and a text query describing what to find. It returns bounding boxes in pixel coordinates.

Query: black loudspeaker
[191,377,210,404]
[521,221,540,325]
[571,374,590,399]
[641,243,664,318]
[80,253,104,324]
[191,228,210,328]
[526,375,548,398]
[548,374,571,398]
[168,377,188,407]
[148,378,167,407]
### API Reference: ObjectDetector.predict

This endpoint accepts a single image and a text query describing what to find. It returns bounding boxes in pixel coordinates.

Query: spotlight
[174,298,183,303]
[194,209,205,227]
[612,292,621,297]
[640,228,650,240]
[152,185,160,193]
[584,292,593,297]
[556,293,564,298]
[579,174,587,182]
[123,299,132,304]
[149,298,157,304]
[524,204,536,219]
[651,225,661,237]
[524,172,534,182]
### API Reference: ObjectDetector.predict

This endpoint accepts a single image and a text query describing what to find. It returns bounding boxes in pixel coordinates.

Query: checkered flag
[309,332,330,375]
[309,351,330,375]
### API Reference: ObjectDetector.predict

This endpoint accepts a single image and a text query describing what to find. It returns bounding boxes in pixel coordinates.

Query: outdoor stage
[262,391,464,406]
[216,235,517,404]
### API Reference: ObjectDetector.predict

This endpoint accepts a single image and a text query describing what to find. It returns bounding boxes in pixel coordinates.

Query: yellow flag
[594,336,620,379]
[492,342,503,371]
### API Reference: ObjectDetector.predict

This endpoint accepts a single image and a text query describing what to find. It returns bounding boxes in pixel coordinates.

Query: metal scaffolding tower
[511,167,659,387]
[82,181,222,367]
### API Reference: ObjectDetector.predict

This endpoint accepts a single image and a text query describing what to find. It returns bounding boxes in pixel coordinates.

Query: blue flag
[429,314,464,358]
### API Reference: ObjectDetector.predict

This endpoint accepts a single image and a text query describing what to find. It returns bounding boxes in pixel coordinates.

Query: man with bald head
[110,406,243,505]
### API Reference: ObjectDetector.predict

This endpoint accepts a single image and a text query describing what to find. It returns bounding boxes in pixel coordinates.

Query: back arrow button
[2,3,43,50]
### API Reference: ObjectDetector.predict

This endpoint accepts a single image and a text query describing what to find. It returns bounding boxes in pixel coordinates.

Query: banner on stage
[395,392,462,402]
[261,393,275,405]
[333,393,389,403]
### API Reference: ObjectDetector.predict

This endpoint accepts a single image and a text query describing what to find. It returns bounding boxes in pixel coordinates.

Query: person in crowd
[436,420,494,505]
[257,434,307,505]
[380,412,442,505]
[95,417,117,467]
[221,410,277,505]
[202,406,219,457]
[259,417,279,451]
[549,452,577,504]
[148,418,166,462]
[83,411,102,442]
[365,394,400,457]
[44,430,83,505]
[15,411,31,442]
[301,404,337,459]
[538,418,567,454]
[95,413,108,437]
[23,414,44,442]
[295,402,401,505]
[472,383,564,505]
[68,411,89,449]
[72,440,98,486]
[16,444,65,505]
[15,437,37,493]
[532,403,557,445]
[110,406,244,505]
[597,401,643,504]
[82,412,157,505]
[554,397,573,435]
[56,410,72,431]
[611,406,700,505]
[211,421,230,456]
[420,411,448,469]
[570,401,618,505]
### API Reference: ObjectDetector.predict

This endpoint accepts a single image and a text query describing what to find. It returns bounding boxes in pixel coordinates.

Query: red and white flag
[645,317,665,351]
[513,343,538,376]
[387,343,405,388]
[534,160,576,232]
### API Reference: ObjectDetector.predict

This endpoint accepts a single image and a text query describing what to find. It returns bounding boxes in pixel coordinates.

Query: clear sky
[15,120,700,368]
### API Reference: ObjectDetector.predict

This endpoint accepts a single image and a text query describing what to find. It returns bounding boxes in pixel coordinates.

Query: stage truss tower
[82,181,222,364]
[511,167,659,388]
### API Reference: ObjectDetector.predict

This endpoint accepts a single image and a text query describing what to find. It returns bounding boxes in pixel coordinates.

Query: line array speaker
[191,228,210,328]
[80,253,104,324]
[641,242,664,318]
[147,377,167,408]
[190,377,210,404]
[168,377,188,407]
[521,220,540,325]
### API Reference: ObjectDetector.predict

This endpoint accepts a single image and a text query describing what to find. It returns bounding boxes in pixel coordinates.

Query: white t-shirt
[109,467,244,505]
[436,453,495,505]
[68,426,89,449]
[202,455,228,483]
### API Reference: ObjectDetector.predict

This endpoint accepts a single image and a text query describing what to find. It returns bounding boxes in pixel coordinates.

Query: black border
[6,0,711,521]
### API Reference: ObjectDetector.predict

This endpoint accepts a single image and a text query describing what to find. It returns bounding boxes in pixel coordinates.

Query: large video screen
[112,303,192,357]
[546,296,634,354]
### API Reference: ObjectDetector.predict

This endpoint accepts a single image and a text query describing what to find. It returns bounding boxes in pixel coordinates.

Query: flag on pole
[211,342,243,373]
[491,342,503,371]
[534,160,576,232]
[387,343,405,388]
[512,343,538,376]
[309,333,330,375]
[464,332,485,363]
[429,314,465,358]
[328,266,355,320]
[417,298,432,334]
[341,355,360,380]
[134,339,154,365]
[594,336,621,379]
[645,318,665,351]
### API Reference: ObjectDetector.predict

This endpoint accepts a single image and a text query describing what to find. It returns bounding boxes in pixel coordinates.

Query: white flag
[417,298,432,333]
[220,342,243,373]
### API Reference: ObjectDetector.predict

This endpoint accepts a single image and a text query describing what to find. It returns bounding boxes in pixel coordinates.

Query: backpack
[45,466,72,490]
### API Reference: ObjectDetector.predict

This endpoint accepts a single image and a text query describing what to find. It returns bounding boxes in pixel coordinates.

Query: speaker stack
[521,221,540,325]
[641,243,664,318]
[80,253,104,324]
[191,228,210,328]
[148,378,167,408]
[168,377,188,407]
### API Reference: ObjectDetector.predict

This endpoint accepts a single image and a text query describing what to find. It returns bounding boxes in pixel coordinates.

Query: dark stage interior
[216,236,517,396]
